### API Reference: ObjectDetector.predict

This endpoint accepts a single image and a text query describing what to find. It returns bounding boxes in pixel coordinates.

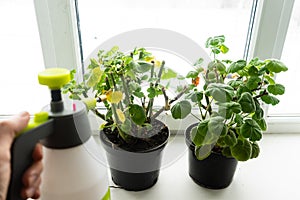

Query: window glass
[268,1,300,116]
[78,0,253,66]
[0,0,49,114]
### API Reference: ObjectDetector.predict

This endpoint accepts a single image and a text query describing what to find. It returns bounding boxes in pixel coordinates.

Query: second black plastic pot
[185,123,238,189]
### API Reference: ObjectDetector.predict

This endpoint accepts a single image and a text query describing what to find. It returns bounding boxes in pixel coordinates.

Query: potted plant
[63,47,187,191]
[171,35,288,189]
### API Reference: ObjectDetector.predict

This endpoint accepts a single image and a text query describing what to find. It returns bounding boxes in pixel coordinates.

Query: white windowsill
[92,133,300,200]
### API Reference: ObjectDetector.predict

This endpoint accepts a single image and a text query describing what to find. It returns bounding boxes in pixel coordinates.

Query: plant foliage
[63,47,186,143]
[171,35,288,161]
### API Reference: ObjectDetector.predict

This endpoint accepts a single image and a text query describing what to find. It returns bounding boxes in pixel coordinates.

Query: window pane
[0,1,49,114]
[78,0,253,65]
[268,1,300,116]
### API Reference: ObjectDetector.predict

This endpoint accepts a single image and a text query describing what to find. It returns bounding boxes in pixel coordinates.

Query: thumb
[8,111,30,133]
[0,112,30,146]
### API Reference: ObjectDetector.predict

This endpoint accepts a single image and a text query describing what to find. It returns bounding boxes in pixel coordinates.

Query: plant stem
[204,96,213,119]
[111,103,128,142]
[162,87,169,110]
[91,109,106,121]
[146,62,156,118]
[120,73,131,105]
[254,89,268,99]
[151,86,188,120]
[155,60,165,85]
[191,112,202,121]
[198,103,205,120]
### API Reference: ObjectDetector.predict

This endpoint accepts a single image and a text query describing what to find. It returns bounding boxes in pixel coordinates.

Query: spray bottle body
[39,101,109,200]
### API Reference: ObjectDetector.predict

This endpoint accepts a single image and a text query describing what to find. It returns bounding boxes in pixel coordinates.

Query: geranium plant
[171,35,288,161]
[63,47,186,144]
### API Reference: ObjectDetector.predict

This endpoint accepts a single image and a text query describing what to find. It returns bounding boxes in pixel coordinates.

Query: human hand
[0,112,43,199]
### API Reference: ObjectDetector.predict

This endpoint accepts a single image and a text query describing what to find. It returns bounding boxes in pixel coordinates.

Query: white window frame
[33,0,300,134]
[248,0,300,133]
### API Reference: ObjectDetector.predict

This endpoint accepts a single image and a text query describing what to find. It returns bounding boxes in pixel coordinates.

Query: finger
[22,160,43,187]
[0,112,30,152]
[21,176,41,199]
[6,111,30,134]
[31,188,41,199]
[0,112,30,139]
[32,143,43,161]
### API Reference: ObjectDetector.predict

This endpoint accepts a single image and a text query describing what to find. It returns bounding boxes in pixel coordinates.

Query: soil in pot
[100,119,169,191]
[185,123,238,189]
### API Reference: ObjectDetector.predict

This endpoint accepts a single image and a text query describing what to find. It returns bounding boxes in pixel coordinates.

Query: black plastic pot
[185,124,238,189]
[100,120,169,191]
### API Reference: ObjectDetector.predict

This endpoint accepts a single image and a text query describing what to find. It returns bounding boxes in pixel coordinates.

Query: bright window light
[0,0,49,114]
[268,0,300,116]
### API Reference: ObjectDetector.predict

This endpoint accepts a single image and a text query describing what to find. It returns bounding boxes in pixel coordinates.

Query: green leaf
[231,139,252,161]
[191,120,208,146]
[88,58,100,69]
[205,83,234,102]
[136,61,152,73]
[224,130,237,146]
[246,76,261,90]
[222,147,233,158]
[237,85,251,98]
[161,68,177,80]
[265,59,288,73]
[253,107,264,119]
[194,145,212,160]
[234,114,243,126]
[228,80,243,88]
[219,102,242,119]
[120,118,132,133]
[129,104,146,125]
[267,84,285,95]
[141,74,149,80]
[186,71,199,79]
[261,95,280,105]
[250,142,260,159]
[190,91,203,103]
[238,92,256,113]
[248,65,259,76]
[240,119,262,141]
[147,87,156,99]
[227,60,247,73]
[208,116,225,137]
[255,118,267,131]
[171,100,192,119]
[264,75,275,85]
[133,91,145,98]
[193,58,204,66]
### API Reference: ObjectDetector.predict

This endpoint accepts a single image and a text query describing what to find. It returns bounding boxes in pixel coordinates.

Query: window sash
[32,0,299,133]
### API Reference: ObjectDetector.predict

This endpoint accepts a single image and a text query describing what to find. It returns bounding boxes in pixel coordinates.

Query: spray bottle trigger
[17,112,49,137]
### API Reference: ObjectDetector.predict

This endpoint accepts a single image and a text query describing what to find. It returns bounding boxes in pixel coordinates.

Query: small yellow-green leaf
[116,109,125,123]
[82,98,97,110]
[107,91,123,104]
[86,67,103,87]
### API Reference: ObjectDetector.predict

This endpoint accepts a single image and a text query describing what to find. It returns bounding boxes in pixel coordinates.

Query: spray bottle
[8,68,110,200]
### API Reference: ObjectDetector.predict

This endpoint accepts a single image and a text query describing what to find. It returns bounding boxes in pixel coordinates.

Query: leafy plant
[63,47,186,143]
[171,35,288,161]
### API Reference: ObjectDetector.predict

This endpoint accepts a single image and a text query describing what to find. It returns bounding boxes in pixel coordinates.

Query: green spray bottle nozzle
[38,68,71,112]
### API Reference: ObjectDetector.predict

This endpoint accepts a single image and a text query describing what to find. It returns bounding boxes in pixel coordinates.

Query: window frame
[33,0,299,133]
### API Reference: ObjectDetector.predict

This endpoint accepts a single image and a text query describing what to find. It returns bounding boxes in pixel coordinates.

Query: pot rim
[185,123,236,159]
[100,119,170,153]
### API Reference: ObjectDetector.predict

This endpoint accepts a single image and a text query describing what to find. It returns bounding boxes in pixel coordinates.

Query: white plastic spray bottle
[8,68,110,200]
